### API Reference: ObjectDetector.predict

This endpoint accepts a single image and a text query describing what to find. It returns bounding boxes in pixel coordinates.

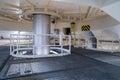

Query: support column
[70,22,76,46]
[33,14,50,55]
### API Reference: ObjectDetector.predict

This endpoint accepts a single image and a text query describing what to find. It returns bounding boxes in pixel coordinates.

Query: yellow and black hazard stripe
[81,25,90,31]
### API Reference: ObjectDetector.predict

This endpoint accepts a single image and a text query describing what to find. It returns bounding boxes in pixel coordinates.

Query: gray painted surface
[5,53,120,80]
[72,47,120,66]
[1,46,120,80]
[0,46,9,71]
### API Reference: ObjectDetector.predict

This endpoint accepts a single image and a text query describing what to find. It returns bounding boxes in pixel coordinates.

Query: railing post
[111,40,114,53]
[60,34,63,54]
[13,35,15,51]
[18,32,20,49]
[33,34,35,56]
[59,34,62,45]
[54,34,55,46]
[69,35,71,53]
[10,34,12,55]
[17,34,19,54]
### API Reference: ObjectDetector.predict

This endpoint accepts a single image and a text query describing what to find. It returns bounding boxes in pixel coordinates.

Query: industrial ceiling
[0,0,119,23]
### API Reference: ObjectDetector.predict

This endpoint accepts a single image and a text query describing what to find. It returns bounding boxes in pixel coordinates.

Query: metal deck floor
[1,46,120,80]
[72,47,120,66]
[0,46,9,71]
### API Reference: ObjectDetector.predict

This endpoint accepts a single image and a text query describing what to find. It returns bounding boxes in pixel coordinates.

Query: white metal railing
[74,34,120,52]
[10,32,120,57]
[10,34,71,58]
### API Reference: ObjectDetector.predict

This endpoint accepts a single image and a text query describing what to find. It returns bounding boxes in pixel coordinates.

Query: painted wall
[0,20,32,31]
[102,1,120,22]
[76,15,120,40]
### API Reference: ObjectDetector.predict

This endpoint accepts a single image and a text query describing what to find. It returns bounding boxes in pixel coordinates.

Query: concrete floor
[1,46,120,80]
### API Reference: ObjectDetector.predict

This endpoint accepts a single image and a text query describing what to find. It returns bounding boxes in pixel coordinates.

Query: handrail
[10,34,71,58]
[74,34,120,52]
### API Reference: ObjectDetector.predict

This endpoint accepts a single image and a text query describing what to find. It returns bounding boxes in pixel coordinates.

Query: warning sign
[81,25,90,31]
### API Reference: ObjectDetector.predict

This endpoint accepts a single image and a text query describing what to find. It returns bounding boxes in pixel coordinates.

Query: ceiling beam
[0,16,31,24]
[83,14,107,22]
[0,12,18,20]
[85,6,92,18]
[5,2,22,9]
[64,11,86,14]
[26,0,35,11]
[0,16,17,22]
[44,0,51,12]
[95,9,101,14]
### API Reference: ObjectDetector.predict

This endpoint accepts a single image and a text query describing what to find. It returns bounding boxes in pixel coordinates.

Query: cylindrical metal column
[33,14,50,55]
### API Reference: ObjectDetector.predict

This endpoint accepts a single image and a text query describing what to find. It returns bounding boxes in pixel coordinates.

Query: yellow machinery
[70,22,77,46]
